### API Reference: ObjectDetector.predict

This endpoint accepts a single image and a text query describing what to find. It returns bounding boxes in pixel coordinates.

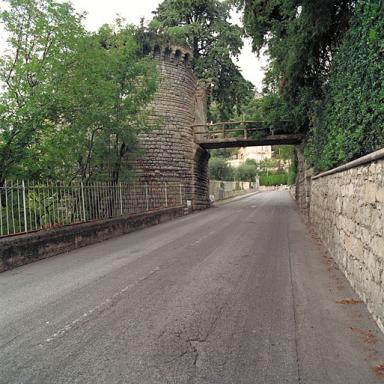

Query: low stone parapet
[310,148,384,332]
[0,207,184,273]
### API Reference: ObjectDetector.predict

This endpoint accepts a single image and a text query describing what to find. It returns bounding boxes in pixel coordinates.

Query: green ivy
[308,0,384,171]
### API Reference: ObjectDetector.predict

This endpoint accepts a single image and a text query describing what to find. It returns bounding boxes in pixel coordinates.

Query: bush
[259,174,288,186]
[236,162,257,182]
[287,163,296,185]
[209,157,234,181]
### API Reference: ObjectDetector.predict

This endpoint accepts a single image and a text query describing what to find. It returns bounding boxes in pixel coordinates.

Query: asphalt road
[1,191,384,384]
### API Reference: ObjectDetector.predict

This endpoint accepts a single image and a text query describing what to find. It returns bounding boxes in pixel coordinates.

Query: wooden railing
[192,121,292,142]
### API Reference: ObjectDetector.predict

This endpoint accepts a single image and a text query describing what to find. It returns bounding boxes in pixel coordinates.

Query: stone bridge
[134,45,305,211]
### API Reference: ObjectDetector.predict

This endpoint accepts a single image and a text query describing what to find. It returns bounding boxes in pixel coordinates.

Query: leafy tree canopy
[209,157,234,180]
[0,0,157,183]
[272,145,294,160]
[235,162,257,182]
[149,0,254,120]
[240,93,294,132]
[235,0,355,132]
[0,0,84,182]
[307,0,384,171]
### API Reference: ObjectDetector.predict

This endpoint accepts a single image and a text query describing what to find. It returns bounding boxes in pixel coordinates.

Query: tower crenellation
[152,44,193,67]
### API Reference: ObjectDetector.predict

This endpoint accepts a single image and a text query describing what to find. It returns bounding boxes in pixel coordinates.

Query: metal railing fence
[0,181,185,238]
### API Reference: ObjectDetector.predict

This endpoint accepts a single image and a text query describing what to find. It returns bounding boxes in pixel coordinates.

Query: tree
[237,0,383,171]
[149,0,254,120]
[0,1,158,183]
[210,147,238,159]
[235,162,257,182]
[235,0,355,132]
[209,157,234,180]
[239,92,295,134]
[307,0,384,171]
[272,145,293,161]
[0,0,85,183]
[60,23,157,183]
[259,158,281,173]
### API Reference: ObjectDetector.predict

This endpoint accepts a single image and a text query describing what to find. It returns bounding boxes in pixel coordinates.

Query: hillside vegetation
[237,0,383,172]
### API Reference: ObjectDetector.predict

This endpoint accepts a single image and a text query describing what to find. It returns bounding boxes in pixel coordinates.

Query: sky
[66,0,268,91]
[0,0,268,91]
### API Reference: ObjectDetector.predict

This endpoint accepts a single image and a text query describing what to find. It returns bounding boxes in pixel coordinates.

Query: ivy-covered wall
[308,0,384,172]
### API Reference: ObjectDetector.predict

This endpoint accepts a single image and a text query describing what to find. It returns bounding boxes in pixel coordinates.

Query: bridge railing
[0,180,185,238]
[192,121,292,142]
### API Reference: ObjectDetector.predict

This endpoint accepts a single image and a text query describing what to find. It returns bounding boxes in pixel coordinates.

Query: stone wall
[192,80,211,209]
[134,46,210,211]
[192,145,210,209]
[310,148,384,332]
[0,207,184,273]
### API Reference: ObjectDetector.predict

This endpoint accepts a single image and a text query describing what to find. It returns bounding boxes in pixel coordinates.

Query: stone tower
[135,45,210,210]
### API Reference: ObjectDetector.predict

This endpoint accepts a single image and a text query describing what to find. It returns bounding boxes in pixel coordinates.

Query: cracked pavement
[1,191,384,383]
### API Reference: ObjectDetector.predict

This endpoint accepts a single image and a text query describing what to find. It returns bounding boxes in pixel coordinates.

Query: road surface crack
[186,339,200,367]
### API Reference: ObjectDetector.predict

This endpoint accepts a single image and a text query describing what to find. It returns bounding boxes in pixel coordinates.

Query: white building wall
[228,146,272,168]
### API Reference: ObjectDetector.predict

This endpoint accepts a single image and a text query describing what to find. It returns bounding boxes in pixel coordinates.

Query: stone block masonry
[134,46,210,210]
[310,148,384,332]
[294,143,312,215]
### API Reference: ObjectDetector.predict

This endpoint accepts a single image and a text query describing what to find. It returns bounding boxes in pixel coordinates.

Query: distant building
[228,146,272,168]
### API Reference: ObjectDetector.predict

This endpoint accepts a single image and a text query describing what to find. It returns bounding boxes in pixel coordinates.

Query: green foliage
[210,147,238,159]
[244,158,257,167]
[259,173,288,186]
[287,162,296,185]
[241,97,263,121]
[240,93,296,133]
[272,145,294,160]
[308,0,384,171]
[209,157,234,181]
[259,163,295,185]
[207,101,221,122]
[0,0,84,181]
[236,0,355,132]
[149,0,254,120]
[0,1,157,183]
[237,0,383,171]
[67,24,157,183]
[236,161,257,182]
[257,158,281,172]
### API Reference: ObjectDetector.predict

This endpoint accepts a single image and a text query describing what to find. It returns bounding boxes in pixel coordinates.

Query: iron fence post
[5,180,9,235]
[0,186,3,237]
[22,180,28,233]
[179,184,183,206]
[81,182,86,222]
[145,183,149,211]
[165,182,168,208]
[119,182,123,215]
